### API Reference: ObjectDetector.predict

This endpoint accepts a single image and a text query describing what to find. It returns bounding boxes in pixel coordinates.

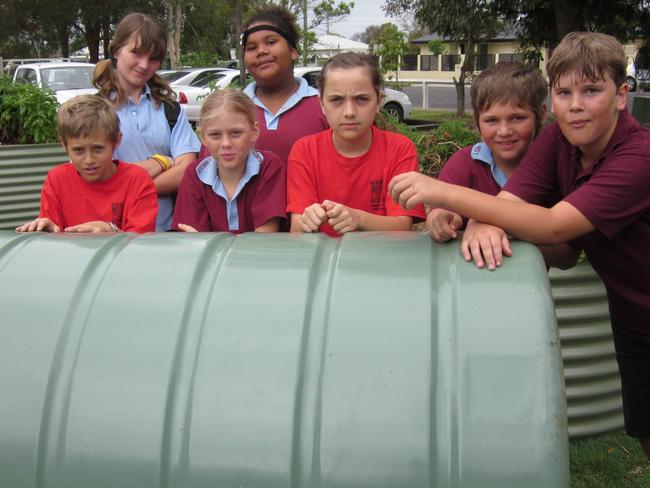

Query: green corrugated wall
[0,144,66,230]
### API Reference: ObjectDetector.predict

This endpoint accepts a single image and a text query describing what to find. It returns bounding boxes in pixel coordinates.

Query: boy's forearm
[356,210,412,231]
[153,153,196,195]
[440,184,590,245]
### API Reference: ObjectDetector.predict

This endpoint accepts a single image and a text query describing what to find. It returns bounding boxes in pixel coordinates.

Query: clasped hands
[300,200,360,234]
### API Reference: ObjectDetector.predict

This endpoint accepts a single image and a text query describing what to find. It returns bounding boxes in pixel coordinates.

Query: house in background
[389,28,643,84]
[308,34,369,64]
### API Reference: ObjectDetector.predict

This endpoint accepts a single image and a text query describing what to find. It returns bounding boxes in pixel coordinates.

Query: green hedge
[0,75,58,145]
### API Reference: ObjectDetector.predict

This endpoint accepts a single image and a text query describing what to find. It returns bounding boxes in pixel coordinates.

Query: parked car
[293,66,413,122]
[161,67,232,86]
[627,62,638,91]
[12,62,96,104]
[171,69,253,122]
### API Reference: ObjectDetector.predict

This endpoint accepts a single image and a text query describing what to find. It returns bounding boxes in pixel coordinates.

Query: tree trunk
[166,0,183,69]
[454,37,475,116]
[102,19,111,60]
[553,0,582,47]
[57,24,70,58]
[84,21,102,63]
[236,0,246,86]
[302,0,308,66]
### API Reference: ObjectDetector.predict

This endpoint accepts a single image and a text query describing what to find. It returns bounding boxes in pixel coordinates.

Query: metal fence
[550,261,624,438]
[0,144,66,230]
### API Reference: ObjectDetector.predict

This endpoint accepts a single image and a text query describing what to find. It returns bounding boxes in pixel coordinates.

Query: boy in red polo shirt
[389,32,650,459]
[16,95,157,234]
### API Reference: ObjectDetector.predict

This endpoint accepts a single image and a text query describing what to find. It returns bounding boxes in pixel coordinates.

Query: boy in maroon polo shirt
[429,62,548,242]
[389,32,650,458]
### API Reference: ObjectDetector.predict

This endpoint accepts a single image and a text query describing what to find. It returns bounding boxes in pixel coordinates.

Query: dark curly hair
[242,5,301,48]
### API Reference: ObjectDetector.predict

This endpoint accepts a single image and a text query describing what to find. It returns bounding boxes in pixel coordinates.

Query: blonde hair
[198,88,257,130]
[93,13,175,107]
[58,95,120,145]
[471,61,548,134]
[547,32,626,89]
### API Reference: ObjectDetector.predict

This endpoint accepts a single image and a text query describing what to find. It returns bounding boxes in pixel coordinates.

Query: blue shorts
[612,323,650,438]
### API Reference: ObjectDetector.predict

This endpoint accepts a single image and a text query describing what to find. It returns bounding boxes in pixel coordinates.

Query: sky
[317,0,402,39]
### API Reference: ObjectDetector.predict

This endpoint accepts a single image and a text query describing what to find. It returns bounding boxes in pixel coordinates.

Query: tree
[352,24,382,46]
[426,40,445,56]
[375,23,408,85]
[165,0,184,68]
[311,0,354,35]
[495,0,650,52]
[384,0,501,116]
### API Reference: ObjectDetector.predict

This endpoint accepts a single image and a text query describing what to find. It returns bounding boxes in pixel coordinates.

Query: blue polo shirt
[470,142,508,187]
[114,85,200,231]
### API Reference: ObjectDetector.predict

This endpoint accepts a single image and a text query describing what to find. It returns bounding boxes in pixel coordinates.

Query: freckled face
[478,102,537,168]
[200,109,259,173]
[64,134,120,183]
[551,72,627,158]
[320,67,381,148]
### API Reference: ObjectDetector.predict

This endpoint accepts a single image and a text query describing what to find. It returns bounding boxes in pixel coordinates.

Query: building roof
[411,25,519,44]
[312,34,369,52]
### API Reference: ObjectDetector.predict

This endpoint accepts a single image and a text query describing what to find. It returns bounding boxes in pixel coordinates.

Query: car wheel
[627,76,637,92]
[382,102,404,122]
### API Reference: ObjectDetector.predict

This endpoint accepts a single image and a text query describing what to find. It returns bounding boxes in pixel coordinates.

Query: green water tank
[0,231,568,488]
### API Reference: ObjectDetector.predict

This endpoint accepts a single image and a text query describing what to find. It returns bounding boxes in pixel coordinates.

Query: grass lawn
[571,432,649,487]
[409,109,474,126]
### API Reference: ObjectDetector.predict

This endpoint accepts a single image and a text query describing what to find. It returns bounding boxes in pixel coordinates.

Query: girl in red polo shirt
[287,52,425,237]
[172,89,286,233]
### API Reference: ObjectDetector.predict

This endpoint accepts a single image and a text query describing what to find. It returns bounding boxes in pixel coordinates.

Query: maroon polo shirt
[172,150,286,233]
[438,146,502,196]
[198,96,329,166]
[505,110,650,334]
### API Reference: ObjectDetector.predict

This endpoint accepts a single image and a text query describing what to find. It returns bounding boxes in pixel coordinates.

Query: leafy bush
[378,114,480,177]
[0,75,58,144]
[180,51,223,68]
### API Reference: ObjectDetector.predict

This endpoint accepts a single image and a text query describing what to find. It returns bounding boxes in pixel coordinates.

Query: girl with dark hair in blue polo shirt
[94,12,200,231]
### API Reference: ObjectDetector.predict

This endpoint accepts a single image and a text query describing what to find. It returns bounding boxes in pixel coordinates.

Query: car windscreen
[41,66,95,91]
[160,70,191,82]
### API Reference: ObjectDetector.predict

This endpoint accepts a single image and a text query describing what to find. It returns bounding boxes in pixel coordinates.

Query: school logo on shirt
[370,179,385,211]
[111,202,124,227]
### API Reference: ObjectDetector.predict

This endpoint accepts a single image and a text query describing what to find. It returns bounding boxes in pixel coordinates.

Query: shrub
[0,75,58,145]
[377,114,480,177]
[180,51,222,68]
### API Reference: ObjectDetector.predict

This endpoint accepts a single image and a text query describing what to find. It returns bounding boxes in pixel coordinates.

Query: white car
[627,62,638,91]
[172,69,253,122]
[293,66,413,122]
[162,67,232,86]
[12,62,96,104]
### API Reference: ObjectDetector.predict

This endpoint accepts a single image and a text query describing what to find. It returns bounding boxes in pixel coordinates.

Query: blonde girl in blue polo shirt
[93,13,200,231]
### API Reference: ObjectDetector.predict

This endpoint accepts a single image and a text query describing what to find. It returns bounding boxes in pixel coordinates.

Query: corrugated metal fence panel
[549,261,624,438]
[0,144,67,230]
[0,232,569,488]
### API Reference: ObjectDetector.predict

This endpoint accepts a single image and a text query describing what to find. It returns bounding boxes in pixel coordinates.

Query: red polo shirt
[287,126,426,237]
[505,110,650,334]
